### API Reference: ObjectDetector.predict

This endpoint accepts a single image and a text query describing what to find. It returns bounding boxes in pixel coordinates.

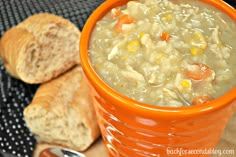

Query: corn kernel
[190,47,204,56]
[193,32,201,39]
[139,32,146,39]
[127,40,140,53]
[162,13,173,22]
[191,32,207,49]
[156,53,165,60]
[180,80,190,88]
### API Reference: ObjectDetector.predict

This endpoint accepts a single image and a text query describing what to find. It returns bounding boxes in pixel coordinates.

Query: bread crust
[0,27,36,78]
[24,66,100,151]
[0,13,80,84]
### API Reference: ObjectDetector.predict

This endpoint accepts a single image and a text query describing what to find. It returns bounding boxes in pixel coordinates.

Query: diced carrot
[114,14,135,33]
[111,8,121,19]
[192,95,212,105]
[184,63,213,81]
[160,32,171,41]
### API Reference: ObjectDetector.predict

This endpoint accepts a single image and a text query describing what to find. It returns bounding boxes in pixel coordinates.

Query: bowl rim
[80,0,236,119]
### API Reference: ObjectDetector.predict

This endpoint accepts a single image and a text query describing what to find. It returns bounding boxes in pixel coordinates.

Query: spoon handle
[39,149,59,157]
[39,148,86,157]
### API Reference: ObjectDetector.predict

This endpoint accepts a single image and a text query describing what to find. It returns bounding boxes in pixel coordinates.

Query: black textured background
[0,0,104,157]
[0,0,235,157]
[224,0,236,8]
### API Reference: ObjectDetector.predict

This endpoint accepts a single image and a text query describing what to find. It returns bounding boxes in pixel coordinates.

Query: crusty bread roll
[0,13,80,84]
[23,66,100,151]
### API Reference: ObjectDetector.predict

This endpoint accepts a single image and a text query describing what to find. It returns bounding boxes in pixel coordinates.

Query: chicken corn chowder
[89,0,236,107]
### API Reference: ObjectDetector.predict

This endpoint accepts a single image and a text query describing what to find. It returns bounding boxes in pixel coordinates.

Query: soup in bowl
[80,0,236,156]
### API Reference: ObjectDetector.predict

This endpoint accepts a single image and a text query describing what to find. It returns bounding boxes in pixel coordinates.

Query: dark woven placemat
[0,0,104,157]
[0,0,105,36]
[224,0,236,8]
[0,0,235,157]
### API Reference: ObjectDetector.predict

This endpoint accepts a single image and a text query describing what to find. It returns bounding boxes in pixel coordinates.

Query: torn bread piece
[24,66,100,151]
[0,13,80,84]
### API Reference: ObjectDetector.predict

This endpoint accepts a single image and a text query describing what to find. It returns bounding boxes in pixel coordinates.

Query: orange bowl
[80,0,236,157]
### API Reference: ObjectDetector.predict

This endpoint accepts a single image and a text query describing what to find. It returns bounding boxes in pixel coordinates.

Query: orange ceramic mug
[80,0,236,157]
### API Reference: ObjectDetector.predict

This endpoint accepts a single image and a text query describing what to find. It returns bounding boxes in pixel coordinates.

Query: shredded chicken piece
[209,26,221,44]
[121,23,135,32]
[140,33,153,48]
[163,88,178,99]
[108,43,119,60]
[121,65,145,81]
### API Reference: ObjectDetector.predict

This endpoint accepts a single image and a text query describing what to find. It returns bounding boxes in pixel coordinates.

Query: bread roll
[24,66,100,151]
[0,13,80,84]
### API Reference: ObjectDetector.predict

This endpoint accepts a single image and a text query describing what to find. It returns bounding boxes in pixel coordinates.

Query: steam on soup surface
[89,0,236,107]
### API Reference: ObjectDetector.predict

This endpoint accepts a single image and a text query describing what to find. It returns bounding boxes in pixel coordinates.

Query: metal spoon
[39,147,86,157]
